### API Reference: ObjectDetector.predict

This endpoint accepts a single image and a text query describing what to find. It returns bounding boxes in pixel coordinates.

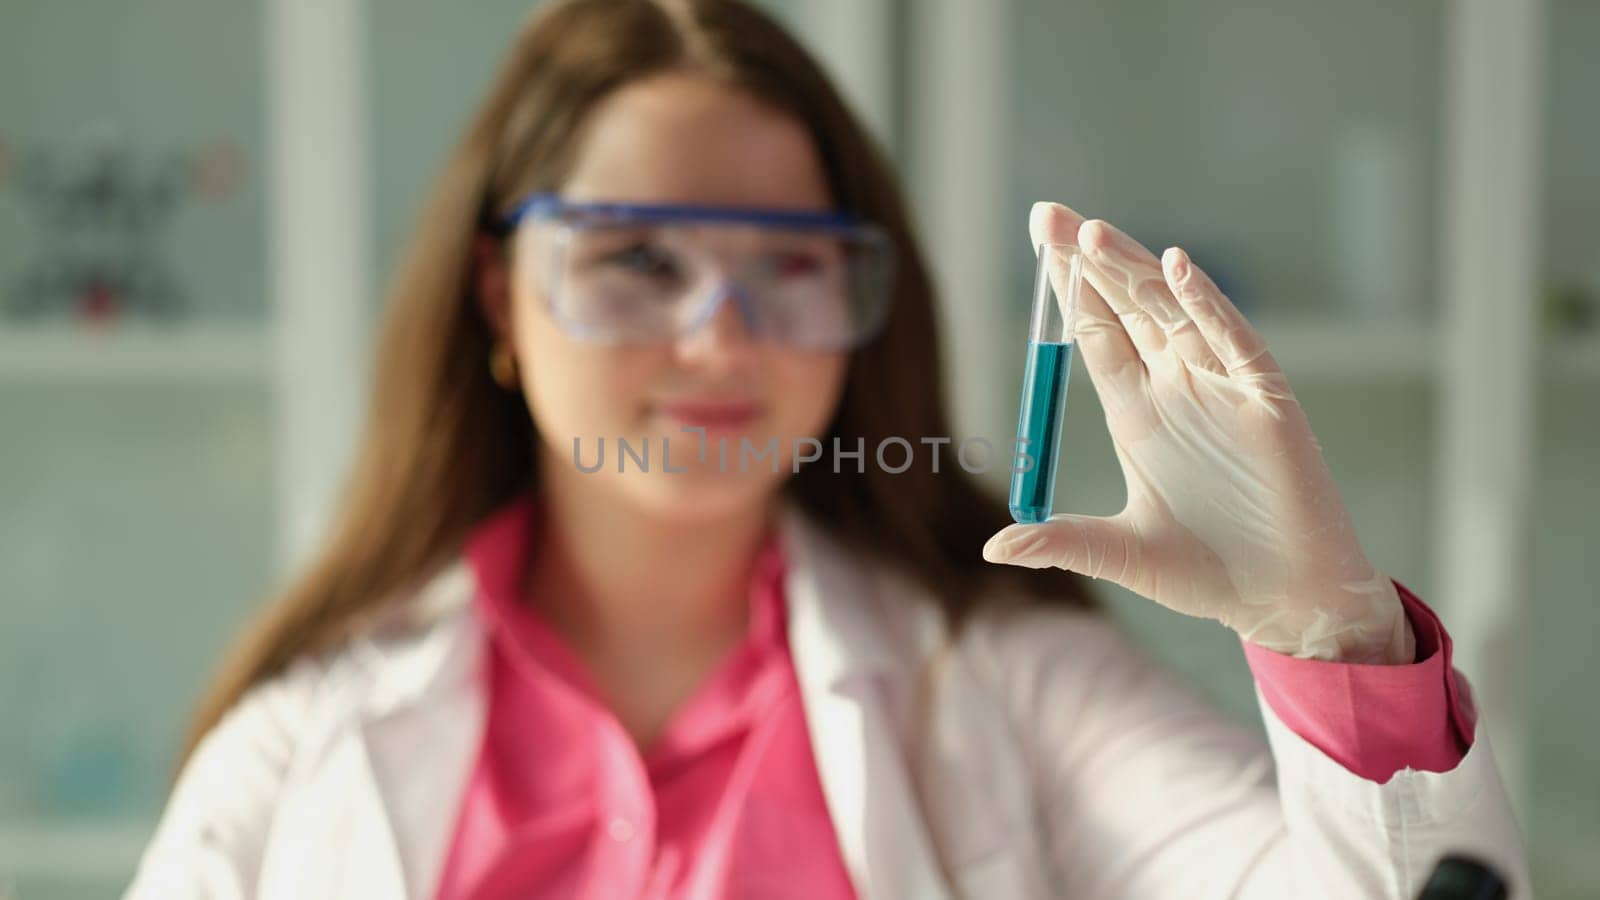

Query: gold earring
[489,341,519,389]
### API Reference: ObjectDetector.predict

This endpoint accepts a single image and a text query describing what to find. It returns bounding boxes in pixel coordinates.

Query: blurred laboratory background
[1,1,1595,897]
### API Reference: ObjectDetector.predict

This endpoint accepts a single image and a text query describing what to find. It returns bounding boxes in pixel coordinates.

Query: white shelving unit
[1,2,370,892]
[1435,0,1546,810]
[267,0,372,575]
[0,325,269,385]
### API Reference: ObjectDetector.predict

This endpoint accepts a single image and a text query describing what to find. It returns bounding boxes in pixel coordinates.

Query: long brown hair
[178,0,1093,773]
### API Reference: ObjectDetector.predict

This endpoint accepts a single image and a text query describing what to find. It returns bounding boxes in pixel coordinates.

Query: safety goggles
[499,193,894,350]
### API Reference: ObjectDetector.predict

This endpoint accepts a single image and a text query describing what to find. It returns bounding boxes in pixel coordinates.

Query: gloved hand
[982,202,1414,665]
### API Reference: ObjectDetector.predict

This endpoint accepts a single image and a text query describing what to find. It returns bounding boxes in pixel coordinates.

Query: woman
[126,0,1528,897]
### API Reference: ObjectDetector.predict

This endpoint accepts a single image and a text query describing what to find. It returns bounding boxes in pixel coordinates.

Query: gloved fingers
[1028,199,1086,249]
[1065,268,1170,438]
[1160,246,1277,378]
[1029,203,1144,399]
[1078,220,1227,376]
[1075,224,1170,362]
[981,511,1137,584]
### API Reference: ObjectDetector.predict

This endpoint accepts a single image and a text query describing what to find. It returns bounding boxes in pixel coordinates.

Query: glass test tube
[1008,242,1083,524]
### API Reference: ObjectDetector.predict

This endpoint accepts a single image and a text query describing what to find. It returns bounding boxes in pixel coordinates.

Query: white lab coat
[125,503,1530,899]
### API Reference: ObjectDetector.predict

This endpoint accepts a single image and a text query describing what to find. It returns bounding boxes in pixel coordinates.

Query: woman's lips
[654,399,761,432]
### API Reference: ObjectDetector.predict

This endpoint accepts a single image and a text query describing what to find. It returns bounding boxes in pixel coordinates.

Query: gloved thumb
[982,513,1132,582]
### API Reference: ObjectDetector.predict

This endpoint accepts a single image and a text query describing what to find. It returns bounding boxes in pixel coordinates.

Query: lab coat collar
[775,500,930,685]
[339,561,483,898]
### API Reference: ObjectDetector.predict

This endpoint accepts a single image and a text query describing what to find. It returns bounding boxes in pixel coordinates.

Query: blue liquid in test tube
[1009,341,1074,523]
[1009,243,1083,524]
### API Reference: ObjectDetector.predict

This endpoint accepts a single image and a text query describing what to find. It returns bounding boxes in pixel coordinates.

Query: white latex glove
[983,202,1414,665]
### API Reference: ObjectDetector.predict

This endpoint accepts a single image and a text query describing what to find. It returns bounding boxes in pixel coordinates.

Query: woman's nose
[673,284,759,366]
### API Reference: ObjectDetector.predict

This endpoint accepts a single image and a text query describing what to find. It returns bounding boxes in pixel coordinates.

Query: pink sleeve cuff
[1241,581,1478,783]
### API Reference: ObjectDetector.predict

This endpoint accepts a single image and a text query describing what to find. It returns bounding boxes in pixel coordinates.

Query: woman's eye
[769,251,824,279]
[603,243,679,278]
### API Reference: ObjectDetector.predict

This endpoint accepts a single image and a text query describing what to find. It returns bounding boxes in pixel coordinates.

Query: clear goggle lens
[508,197,893,350]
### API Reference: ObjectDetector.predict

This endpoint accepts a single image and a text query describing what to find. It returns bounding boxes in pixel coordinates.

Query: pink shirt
[433,495,857,900]
[436,494,1473,897]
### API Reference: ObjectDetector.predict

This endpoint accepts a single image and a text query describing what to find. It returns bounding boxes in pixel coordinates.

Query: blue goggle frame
[501,191,875,232]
